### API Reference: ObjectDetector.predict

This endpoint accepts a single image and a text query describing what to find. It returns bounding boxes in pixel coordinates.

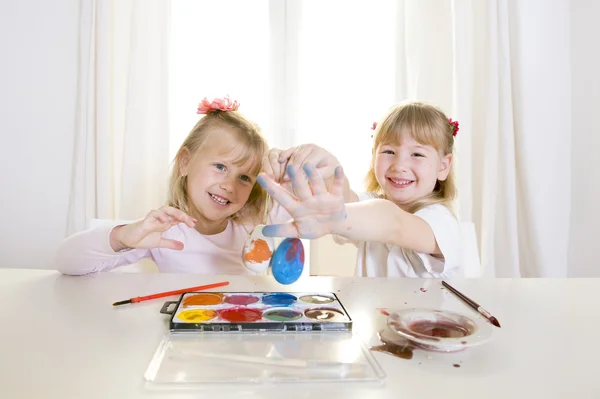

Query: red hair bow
[448,118,459,137]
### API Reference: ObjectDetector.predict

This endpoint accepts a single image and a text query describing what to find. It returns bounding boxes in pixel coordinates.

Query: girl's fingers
[158,238,184,251]
[262,149,281,179]
[329,166,346,197]
[147,209,169,225]
[161,206,196,227]
[278,147,297,163]
[303,163,327,195]
[288,145,312,169]
[262,223,299,238]
[287,164,313,200]
[257,173,296,210]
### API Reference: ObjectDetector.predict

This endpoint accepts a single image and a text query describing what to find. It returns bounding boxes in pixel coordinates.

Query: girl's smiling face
[374,133,452,207]
[180,128,258,231]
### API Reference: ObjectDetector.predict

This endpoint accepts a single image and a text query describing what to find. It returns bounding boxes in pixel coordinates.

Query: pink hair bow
[197,96,240,114]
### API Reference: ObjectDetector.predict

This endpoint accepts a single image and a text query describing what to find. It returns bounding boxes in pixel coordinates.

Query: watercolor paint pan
[160,292,352,332]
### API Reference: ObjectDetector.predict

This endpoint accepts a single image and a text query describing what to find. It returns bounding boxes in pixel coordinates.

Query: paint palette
[160,292,352,332]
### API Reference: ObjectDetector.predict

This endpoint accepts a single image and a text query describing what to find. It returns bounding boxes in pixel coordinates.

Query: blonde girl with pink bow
[55,96,291,275]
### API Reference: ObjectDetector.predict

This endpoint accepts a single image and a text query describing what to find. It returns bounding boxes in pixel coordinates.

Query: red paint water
[409,320,469,338]
[219,308,263,322]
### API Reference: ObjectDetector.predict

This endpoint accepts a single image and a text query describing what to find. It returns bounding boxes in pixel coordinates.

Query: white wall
[0,1,79,268]
[568,0,600,277]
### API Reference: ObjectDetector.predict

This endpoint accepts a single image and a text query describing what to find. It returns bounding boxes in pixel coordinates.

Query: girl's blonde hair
[167,110,268,225]
[365,101,457,214]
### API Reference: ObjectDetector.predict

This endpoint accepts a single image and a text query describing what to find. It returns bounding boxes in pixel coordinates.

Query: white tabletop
[1,269,599,398]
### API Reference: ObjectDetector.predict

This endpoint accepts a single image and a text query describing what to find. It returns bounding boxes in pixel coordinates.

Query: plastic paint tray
[160,292,352,332]
[145,292,385,385]
[144,330,386,385]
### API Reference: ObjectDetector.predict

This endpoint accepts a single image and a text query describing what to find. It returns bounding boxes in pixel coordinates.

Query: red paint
[409,320,469,339]
[219,308,263,322]
[420,287,427,292]
[285,239,305,263]
[377,308,390,316]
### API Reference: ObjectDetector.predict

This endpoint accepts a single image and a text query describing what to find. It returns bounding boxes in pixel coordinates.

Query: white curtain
[454,0,571,277]
[67,0,170,234]
[394,0,571,277]
[292,0,571,277]
[69,0,572,277]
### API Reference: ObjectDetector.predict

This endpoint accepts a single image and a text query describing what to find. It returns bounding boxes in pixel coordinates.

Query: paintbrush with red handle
[112,281,230,306]
[442,281,501,328]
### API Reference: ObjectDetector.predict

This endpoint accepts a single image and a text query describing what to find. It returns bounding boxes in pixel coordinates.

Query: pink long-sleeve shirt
[55,205,290,275]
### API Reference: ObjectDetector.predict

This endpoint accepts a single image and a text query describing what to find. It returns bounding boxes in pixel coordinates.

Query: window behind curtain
[169,0,397,191]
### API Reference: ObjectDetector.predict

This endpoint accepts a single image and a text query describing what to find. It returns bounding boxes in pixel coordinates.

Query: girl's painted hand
[109,206,197,251]
[256,163,347,239]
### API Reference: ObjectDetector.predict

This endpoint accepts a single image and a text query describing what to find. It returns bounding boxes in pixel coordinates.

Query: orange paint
[243,238,272,264]
[182,293,222,307]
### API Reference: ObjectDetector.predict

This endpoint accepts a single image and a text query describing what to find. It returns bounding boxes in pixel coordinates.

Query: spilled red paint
[377,308,390,316]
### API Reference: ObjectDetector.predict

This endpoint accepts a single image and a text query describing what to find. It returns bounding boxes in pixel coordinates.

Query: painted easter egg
[270,238,304,285]
[242,225,274,274]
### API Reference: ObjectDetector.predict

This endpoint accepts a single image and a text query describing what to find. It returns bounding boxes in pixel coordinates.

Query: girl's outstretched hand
[257,163,347,239]
[109,206,197,252]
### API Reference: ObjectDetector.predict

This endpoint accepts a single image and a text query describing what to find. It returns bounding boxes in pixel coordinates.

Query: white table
[1,269,599,398]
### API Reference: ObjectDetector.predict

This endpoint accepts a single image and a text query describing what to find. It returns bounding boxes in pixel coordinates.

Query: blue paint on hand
[286,164,296,178]
[262,224,279,237]
[257,174,270,190]
[270,238,305,285]
[303,163,314,176]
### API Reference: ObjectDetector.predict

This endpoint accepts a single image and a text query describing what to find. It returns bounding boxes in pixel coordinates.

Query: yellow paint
[177,309,217,322]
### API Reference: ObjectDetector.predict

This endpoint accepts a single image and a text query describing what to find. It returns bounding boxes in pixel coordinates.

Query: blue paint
[261,293,297,306]
[303,163,314,176]
[262,224,280,237]
[270,238,305,285]
[257,175,274,195]
[286,164,296,178]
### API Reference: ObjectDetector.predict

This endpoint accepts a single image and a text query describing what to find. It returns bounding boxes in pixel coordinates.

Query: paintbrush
[441,281,501,328]
[173,351,363,370]
[112,281,230,306]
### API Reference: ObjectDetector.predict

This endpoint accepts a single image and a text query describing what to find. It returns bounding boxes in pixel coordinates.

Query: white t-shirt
[350,193,462,278]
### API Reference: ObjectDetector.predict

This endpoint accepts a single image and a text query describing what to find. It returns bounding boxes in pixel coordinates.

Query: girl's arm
[257,163,440,255]
[335,199,441,255]
[55,206,196,275]
[54,224,150,275]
